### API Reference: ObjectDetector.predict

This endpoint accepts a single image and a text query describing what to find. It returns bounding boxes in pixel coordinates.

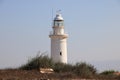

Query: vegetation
[100,70,115,75]
[19,54,97,78]
[19,54,53,70]
[99,70,120,79]
[19,54,120,79]
[73,62,97,78]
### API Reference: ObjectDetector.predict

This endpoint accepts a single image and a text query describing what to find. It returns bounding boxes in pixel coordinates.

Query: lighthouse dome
[54,14,64,21]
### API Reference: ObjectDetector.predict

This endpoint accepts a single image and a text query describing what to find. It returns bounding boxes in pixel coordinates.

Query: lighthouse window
[54,21,64,27]
[59,21,64,26]
[60,52,62,56]
[57,23,59,26]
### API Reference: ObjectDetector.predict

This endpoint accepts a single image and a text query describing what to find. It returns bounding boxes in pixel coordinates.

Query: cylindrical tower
[49,13,68,63]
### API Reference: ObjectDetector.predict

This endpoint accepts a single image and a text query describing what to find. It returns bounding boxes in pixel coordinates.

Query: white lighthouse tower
[49,13,68,63]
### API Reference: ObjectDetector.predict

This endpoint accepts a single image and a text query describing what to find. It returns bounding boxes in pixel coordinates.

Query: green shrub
[99,70,119,79]
[19,54,53,70]
[53,63,73,73]
[19,54,97,78]
[100,70,115,75]
[73,62,97,78]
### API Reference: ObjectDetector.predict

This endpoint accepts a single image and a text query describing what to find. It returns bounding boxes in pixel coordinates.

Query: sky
[0,0,120,72]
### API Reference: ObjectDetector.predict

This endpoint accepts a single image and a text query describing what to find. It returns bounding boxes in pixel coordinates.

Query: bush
[73,62,97,78]
[100,70,115,75]
[19,54,97,78]
[19,54,53,70]
[99,70,119,79]
[53,62,97,78]
[53,63,73,73]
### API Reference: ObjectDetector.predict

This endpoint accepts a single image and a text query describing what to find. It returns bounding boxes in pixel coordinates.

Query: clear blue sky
[0,0,120,72]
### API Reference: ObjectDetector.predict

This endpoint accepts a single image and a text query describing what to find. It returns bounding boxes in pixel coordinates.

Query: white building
[49,13,68,63]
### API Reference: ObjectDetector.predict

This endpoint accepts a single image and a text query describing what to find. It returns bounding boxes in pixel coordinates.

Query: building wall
[51,37,67,63]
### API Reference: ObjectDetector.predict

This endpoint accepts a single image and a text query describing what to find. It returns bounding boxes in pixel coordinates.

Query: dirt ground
[0,69,119,80]
[0,69,77,80]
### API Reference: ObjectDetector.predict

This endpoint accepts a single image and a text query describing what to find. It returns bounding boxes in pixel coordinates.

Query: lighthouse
[49,13,68,63]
